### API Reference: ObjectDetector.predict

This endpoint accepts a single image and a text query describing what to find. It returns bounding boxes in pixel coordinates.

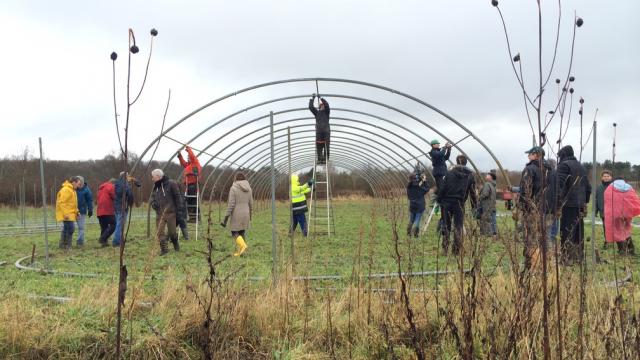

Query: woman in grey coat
[478,172,497,236]
[221,172,253,256]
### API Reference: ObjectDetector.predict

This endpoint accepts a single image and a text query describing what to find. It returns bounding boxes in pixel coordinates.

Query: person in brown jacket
[221,172,253,256]
[151,169,185,256]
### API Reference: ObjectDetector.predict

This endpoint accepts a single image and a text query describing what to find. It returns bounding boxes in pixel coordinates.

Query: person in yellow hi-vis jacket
[290,174,314,237]
[56,176,83,250]
[221,172,252,256]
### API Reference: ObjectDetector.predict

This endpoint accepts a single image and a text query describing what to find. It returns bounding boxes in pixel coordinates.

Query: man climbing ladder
[309,94,330,164]
[177,146,202,224]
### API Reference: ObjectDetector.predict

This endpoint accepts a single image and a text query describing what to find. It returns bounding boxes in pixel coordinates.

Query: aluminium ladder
[309,155,336,237]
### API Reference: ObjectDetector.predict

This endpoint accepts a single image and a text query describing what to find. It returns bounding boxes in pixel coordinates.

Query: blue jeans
[291,213,308,236]
[113,209,128,246]
[491,211,497,235]
[60,221,75,249]
[546,214,559,245]
[76,214,87,245]
[409,211,424,231]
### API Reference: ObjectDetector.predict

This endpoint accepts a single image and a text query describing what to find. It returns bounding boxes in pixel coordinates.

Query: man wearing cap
[556,145,591,264]
[478,171,497,236]
[429,139,452,193]
[517,146,552,269]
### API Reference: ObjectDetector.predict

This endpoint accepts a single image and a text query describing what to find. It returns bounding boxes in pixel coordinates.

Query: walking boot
[233,235,248,257]
[171,237,180,251]
[64,232,73,250]
[181,225,189,240]
[413,227,420,238]
[59,231,66,249]
[406,224,413,236]
[159,240,169,256]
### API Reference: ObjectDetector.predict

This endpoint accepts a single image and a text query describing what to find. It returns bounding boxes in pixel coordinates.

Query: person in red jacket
[177,146,202,229]
[97,178,116,247]
[604,178,640,255]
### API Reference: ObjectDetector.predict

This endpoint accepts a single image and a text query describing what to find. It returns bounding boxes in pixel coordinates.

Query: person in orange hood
[177,146,202,228]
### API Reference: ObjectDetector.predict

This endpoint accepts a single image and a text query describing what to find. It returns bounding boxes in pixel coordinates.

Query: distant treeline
[1,150,637,207]
[0,152,373,207]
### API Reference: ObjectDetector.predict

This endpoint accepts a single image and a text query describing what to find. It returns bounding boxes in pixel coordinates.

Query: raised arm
[177,152,188,168]
[185,146,201,172]
[308,97,318,116]
[443,147,451,161]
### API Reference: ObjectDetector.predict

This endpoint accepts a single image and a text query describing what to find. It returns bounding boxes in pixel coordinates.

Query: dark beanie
[558,145,574,159]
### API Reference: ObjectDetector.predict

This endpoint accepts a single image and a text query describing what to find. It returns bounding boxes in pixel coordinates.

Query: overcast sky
[1,0,638,172]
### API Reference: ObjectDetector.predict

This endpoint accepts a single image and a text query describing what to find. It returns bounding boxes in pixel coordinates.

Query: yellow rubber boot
[233,235,248,257]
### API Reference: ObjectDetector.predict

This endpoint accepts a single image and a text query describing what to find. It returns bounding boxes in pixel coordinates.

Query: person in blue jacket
[113,172,136,247]
[75,176,93,247]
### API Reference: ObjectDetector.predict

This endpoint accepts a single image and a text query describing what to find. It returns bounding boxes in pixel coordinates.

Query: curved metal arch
[258,155,395,203]
[213,139,410,205]
[248,148,405,202]
[249,150,403,204]
[202,125,423,199]
[190,109,438,171]
[188,114,435,196]
[250,154,396,203]
[251,154,403,205]
[205,120,431,193]
[132,78,510,186]
[246,156,389,216]
[208,133,416,203]
[158,94,482,182]
[159,104,455,187]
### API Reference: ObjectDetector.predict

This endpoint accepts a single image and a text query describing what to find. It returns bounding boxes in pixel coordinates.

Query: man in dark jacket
[595,170,613,247]
[429,139,452,193]
[150,169,185,255]
[113,172,134,247]
[556,145,592,264]
[437,155,478,255]
[75,176,93,247]
[309,94,330,164]
[407,171,430,237]
[517,146,552,269]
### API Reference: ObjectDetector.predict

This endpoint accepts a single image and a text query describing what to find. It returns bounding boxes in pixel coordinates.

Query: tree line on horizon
[1,150,637,208]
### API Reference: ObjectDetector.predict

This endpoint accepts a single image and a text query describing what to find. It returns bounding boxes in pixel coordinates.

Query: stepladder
[184,181,200,241]
[309,149,335,237]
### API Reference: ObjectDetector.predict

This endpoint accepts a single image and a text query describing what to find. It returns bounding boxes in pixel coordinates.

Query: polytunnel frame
[162,94,483,182]
[228,137,414,203]
[205,125,431,203]
[132,78,509,182]
[233,148,401,211]
[173,108,446,202]
[133,78,511,242]
[246,143,406,202]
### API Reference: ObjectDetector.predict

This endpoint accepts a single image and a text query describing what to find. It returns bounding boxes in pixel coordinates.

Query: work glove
[88,210,93,218]
[308,179,315,186]
[445,142,453,148]
[220,215,229,228]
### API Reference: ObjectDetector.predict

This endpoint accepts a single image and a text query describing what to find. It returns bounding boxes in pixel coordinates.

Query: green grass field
[1,199,639,358]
